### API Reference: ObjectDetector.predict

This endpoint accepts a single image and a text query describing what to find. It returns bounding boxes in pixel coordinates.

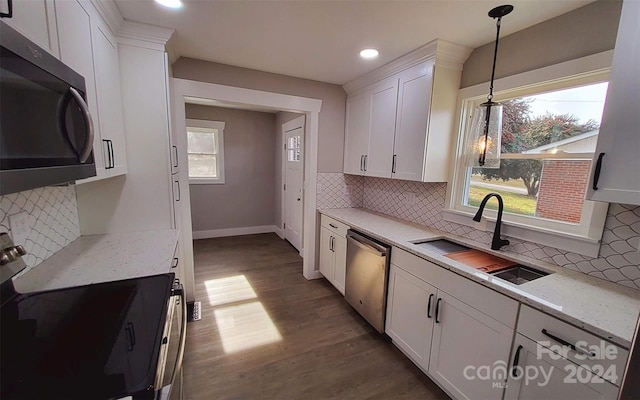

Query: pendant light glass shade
[466,100,503,169]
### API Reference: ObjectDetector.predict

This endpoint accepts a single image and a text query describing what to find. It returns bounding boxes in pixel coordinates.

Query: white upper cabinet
[392,62,434,181]
[365,76,398,178]
[90,17,127,177]
[586,0,640,205]
[342,40,470,183]
[343,93,371,175]
[2,0,59,57]
[56,0,127,183]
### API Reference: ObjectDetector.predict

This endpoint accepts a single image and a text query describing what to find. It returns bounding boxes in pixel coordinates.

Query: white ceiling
[114,0,595,85]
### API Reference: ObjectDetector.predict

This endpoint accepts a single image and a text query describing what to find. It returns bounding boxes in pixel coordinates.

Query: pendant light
[466,4,514,169]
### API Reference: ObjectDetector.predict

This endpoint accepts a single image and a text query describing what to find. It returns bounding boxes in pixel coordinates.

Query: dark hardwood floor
[182,233,450,400]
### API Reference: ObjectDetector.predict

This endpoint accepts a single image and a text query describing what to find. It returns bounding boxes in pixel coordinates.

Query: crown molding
[90,0,124,34]
[343,39,472,95]
[116,21,175,49]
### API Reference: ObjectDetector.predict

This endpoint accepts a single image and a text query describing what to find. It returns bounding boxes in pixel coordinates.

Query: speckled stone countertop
[320,207,640,349]
[14,230,179,293]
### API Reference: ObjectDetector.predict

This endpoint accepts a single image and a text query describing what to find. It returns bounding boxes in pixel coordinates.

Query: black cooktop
[0,273,174,400]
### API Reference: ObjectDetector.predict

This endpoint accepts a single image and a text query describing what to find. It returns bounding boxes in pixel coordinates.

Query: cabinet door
[332,235,347,295]
[585,0,640,205]
[91,18,127,176]
[365,77,398,178]
[429,290,514,400]
[3,0,58,56]
[55,0,104,174]
[318,226,334,281]
[504,334,619,400]
[386,264,436,370]
[392,62,433,181]
[343,93,370,175]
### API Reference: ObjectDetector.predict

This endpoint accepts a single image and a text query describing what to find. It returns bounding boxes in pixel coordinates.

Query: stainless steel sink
[412,239,470,255]
[492,265,550,285]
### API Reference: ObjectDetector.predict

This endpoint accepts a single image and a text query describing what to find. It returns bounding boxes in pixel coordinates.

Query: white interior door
[283,116,305,251]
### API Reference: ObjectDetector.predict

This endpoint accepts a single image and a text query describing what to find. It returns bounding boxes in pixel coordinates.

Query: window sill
[442,208,602,258]
[189,178,225,185]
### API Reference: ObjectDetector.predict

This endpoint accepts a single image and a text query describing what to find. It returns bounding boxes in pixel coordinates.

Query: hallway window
[187,119,225,184]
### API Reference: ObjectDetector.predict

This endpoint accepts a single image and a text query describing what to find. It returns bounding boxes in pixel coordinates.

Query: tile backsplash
[0,186,80,275]
[317,173,640,291]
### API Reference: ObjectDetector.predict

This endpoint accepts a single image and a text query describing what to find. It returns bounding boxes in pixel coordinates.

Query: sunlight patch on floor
[204,275,257,306]
[213,301,283,354]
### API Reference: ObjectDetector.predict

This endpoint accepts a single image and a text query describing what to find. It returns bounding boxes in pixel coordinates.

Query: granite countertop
[14,229,179,293]
[320,207,640,349]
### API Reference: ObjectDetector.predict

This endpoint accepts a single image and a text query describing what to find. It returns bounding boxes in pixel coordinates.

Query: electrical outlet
[404,192,416,206]
[9,212,31,245]
[475,216,488,231]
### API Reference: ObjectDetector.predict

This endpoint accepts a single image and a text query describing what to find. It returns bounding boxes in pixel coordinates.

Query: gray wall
[172,58,347,173]
[461,0,622,88]
[186,104,277,232]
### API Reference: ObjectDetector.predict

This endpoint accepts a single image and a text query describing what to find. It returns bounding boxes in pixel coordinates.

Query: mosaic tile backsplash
[0,186,80,276]
[316,173,364,209]
[316,173,640,290]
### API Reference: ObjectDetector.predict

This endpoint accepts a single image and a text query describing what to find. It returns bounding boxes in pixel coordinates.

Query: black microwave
[0,21,96,195]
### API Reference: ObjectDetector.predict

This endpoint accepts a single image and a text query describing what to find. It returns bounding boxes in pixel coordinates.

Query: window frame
[186,119,225,185]
[444,53,613,257]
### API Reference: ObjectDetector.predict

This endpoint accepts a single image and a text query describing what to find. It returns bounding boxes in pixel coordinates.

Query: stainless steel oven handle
[69,87,95,163]
[170,284,188,392]
[346,231,387,256]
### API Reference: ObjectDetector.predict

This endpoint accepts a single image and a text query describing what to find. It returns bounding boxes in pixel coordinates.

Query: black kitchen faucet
[472,193,510,251]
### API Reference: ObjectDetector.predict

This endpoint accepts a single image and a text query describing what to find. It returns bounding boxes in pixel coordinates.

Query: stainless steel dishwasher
[344,230,391,333]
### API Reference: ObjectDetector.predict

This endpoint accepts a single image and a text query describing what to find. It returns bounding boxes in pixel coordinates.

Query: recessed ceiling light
[155,0,183,9]
[359,49,379,59]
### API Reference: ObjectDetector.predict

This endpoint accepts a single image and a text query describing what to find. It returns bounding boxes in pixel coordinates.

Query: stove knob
[14,245,27,256]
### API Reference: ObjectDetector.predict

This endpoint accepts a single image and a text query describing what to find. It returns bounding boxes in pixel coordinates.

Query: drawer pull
[541,329,596,357]
[427,293,434,318]
[512,345,523,377]
[329,223,338,229]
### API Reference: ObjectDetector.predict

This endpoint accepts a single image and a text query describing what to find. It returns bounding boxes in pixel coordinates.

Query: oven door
[155,280,187,400]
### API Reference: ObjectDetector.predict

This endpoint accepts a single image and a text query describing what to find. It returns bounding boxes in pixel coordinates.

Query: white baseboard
[274,226,284,239]
[193,225,278,240]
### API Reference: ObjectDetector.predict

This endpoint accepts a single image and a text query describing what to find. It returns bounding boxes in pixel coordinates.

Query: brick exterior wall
[536,160,592,223]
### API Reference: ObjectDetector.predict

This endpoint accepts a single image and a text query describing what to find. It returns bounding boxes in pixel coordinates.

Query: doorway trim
[172,78,323,280]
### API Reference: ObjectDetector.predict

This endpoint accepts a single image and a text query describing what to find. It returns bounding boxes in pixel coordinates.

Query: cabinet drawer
[518,305,628,386]
[320,215,349,237]
[391,247,518,328]
[390,247,444,287]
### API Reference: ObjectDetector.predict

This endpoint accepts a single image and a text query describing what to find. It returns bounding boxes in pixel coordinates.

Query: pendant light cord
[480,16,503,166]
[488,17,502,101]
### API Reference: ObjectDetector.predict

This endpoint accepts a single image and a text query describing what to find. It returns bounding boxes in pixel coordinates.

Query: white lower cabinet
[318,215,348,294]
[428,290,515,400]
[504,334,619,400]
[386,248,519,400]
[386,264,437,368]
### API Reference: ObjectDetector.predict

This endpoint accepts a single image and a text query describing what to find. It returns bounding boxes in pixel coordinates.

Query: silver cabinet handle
[364,155,367,171]
[69,87,94,163]
[392,155,397,173]
[175,180,181,202]
[329,236,334,252]
[360,155,364,171]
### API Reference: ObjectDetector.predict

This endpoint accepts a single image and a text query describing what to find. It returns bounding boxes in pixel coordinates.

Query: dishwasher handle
[346,230,388,256]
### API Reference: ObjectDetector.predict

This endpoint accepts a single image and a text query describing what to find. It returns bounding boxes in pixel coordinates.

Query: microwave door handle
[170,284,188,391]
[56,91,78,155]
[69,87,95,163]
